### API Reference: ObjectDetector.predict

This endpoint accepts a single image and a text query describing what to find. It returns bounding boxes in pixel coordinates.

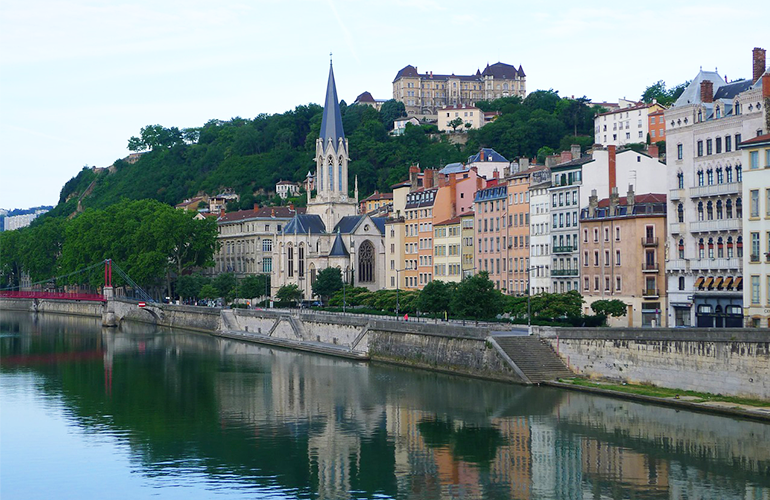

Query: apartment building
[594,101,665,147]
[549,156,591,293]
[437,105,484,132]
[740,132,770,327]
[529,166,552,294]
[665,48,767,327]
[506,169,532,295]
[460,212,475,278]
[648,109,666,144]
[474,183,508,291]
[385,181,410,290]
[392,62,526,118]
[581,189,668,327]
[404,188,437,289]
[433,217,462,283]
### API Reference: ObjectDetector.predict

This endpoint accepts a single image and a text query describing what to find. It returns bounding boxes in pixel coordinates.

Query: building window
[263,239,273,253]
[678,239,685,259]
[677,172,684,189]
[751,276,760,304]
[677,144,683,160]
[750,151,759,169]
[750,232,760,262]
[615,276,621,292]
[697,140,703,156]
[287,245,294,277]
[262,257,272,273]
[725,135,732,152]
[679,276,685,290]
[616,250,621,266]
[678,203,684,223]
[716,137,722,154]
[358,240,375,282]
[706,139,713,155]
[750,190,760,217]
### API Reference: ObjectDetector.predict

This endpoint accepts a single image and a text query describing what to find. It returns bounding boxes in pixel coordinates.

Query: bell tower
[307,60,358,229]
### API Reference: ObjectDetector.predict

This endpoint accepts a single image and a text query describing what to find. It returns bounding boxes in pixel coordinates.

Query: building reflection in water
[2,311,769,500]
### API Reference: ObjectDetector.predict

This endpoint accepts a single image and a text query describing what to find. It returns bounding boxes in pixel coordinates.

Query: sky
[1,0,768,210]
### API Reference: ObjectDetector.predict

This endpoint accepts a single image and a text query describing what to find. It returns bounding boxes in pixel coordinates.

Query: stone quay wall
[535,327,770,401]
[0,298,103,318]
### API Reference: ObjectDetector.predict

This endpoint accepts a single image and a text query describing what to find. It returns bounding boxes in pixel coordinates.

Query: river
[1,310,768,499]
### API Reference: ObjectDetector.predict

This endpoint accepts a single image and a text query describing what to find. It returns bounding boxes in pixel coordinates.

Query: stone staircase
[494,336,574,384]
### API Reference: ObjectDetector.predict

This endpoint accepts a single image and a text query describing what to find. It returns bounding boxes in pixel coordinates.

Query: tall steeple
[319,61,345,146]
[307,58,357,230]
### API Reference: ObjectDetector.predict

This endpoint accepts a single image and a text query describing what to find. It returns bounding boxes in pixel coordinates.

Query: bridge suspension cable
[109,260,156,303]
[0,261,105,291]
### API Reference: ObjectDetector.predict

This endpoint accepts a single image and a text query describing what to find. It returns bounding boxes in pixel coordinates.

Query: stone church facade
[271,63,387,299]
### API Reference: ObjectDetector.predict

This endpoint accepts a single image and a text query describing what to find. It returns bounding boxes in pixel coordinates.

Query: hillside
[50,92,599,218]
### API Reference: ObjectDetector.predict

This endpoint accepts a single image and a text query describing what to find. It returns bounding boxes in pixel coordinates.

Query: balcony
[689,182,741,198]
[690,219,741,233]
[667,259,689,272]
[553,245,576,254]
[669,188,684,201]
[689,257,741,271]
[669,222,685,235]
[641,237,659,247]
[641,262,660,273]
[552,269,579,277]
[642,288,660,298]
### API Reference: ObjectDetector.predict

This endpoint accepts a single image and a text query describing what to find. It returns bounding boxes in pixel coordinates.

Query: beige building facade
[581,190,668,327]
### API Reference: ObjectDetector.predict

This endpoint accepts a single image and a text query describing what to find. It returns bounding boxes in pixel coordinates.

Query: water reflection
[1,310,769,500]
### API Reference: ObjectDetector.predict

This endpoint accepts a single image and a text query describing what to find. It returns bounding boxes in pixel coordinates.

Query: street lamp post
[526,265,543,334]
[395,268,405,317]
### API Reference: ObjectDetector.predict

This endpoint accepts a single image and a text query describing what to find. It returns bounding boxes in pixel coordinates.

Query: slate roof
[481,62,524,79]
[439,162,467,175]
[674,70,726,107]
[474,184,507,202]
[320,63,345,144]
[282,214,326,235]
[713,79,753,100]
[354,91,376,103]
[218,206,303,223]
[393,65,419,81]
[739,132,770,147]
[328,232,349,257]
[334,215,363,234]
[371,217,387,234]
[468,148,508,163]
[550,155,594,171]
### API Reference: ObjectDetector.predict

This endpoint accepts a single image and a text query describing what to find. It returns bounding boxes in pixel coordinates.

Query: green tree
[448,117,464,132]
[176,274,209,301]
[0,229,23,288]
[379,99,406,131]
[312,267,343,302]
[199,284,219,299]
[238,274,270,299]
[530,291,583,319]
[591,299,628,318]
[417,280,452,315]
[450,272,505,321]
[276,284,303,305]
[640,80,689,106]
[212,273,236,298]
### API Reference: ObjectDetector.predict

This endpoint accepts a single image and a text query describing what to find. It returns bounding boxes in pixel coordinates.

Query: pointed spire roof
[320,61,345,144]
[328,231,349,257]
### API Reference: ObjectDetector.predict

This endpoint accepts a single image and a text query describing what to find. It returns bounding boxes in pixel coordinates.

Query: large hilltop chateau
[271,63,388,298]
[392,61,526,118]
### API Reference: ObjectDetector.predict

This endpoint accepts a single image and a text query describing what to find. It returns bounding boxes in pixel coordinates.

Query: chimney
[588,190,598,218]
[648,144,659,158]
[609,187,620,214]
[545,155,559,168]
[288,203,294,211]
[254,203,259,211]
[700,80,714,104]
[560,150,573,164]
[519,158,530,170]
[753,47,766,84]
[423,168,435,189]
[438,173,448,188]
[492,169,499,179]
[626,185,635,213]
[764,73,770,99]
[608,145,617,191]
[571,144,581,160]
[409,165,420,189]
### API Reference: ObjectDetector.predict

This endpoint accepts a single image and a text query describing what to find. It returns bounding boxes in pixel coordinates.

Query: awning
[723,277,733,289]
[704,277,714,289]
[694,276,705,289]
[734,277,743,290]
[714,277,724,289]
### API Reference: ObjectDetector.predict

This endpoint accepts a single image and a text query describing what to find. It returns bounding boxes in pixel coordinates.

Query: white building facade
[665,54,767,327]
[528,168,552,294]
[594,102,664,148]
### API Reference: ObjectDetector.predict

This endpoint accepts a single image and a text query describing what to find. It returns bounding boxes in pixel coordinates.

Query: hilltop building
[594,101,665,148]
[392,62,526,119]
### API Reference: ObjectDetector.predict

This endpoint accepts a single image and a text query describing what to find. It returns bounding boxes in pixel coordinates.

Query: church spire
[320,60,345,145]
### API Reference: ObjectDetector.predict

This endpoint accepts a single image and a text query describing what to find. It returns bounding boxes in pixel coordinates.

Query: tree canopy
[312,267,343,302]
[640,80,689,106]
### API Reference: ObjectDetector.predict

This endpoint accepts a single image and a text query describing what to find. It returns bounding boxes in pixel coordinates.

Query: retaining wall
[535,327,770,400]
[0,298,103,318]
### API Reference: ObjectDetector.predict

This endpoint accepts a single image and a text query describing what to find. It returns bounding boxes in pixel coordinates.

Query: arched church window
[287,245,294,278]
[358,240,375,283]
[298,244,305,278]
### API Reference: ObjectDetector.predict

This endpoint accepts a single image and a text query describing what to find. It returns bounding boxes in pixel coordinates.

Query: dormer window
[697,110,702,122]
[715,107,721,119]
[735,102,741,115]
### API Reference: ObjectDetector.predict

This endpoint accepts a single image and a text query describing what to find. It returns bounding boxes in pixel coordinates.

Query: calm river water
[1,311,769,499]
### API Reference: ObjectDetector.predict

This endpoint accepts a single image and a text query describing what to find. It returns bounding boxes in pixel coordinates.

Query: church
[271,63,387,299]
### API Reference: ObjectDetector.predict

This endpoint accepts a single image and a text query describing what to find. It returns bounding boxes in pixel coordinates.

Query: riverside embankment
[2,297,769,407]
